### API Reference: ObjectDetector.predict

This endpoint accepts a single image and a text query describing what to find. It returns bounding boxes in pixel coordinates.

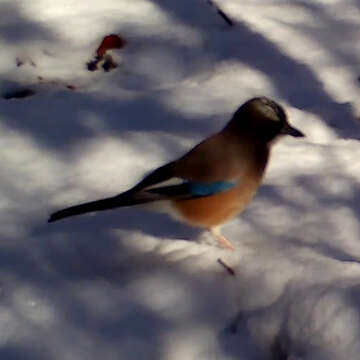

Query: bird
[48,97,304,250]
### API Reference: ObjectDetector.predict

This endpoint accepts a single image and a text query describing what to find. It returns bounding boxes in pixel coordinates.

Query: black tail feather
[48,196,122,223]
[48,190,160,223]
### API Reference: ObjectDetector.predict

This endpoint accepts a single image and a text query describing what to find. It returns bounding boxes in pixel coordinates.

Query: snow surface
[1,0,360,359]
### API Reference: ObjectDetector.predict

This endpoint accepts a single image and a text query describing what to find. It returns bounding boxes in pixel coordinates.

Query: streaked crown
[227,97,304,142]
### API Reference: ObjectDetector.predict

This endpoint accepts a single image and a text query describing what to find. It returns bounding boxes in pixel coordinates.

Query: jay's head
[228,97,305,143]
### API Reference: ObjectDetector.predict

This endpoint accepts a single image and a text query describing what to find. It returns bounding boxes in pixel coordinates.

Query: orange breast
[172,182,258,228]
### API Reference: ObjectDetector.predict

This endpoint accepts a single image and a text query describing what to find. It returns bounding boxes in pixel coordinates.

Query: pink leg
[210,228,235,250]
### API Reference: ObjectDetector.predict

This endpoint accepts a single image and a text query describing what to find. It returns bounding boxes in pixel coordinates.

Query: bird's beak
[282,123,305,138]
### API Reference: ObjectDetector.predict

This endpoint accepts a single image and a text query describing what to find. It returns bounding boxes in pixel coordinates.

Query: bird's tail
[48,190,157,223]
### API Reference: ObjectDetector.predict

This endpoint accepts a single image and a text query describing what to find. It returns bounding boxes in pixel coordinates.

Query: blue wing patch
[188,181,235,196]
[147,180,236,198]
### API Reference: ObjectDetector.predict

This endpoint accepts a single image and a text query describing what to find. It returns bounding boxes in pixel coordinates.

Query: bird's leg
[210,227,235,250]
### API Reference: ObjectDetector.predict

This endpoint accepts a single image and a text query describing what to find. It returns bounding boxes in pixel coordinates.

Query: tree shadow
[0,2,56,44]
[0,345,50,360]
[0,90,212,152]
[0,226,241,360]
[221,276,360,359]
[1,2,360,360]
[151,0,360,139]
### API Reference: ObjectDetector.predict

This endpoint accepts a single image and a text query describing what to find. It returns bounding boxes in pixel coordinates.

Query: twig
[2,88,36,100]
[217,258,236,276]
[206,0,234,27]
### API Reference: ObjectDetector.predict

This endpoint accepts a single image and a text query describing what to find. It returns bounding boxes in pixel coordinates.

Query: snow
[1,0,360,359]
